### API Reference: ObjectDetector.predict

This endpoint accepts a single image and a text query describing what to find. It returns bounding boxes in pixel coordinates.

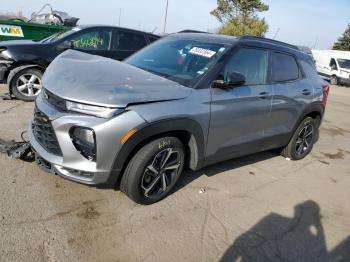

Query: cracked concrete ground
[0,84,349,261]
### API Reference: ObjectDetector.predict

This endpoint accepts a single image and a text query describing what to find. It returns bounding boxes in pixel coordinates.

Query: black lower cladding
[35,153,54,173]
[32,107,62,156]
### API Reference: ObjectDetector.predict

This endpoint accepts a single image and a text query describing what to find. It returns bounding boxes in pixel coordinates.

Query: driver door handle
[258,91,270,99]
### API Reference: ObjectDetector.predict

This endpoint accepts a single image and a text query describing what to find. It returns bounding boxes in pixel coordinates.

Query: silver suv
[28,34,329,204]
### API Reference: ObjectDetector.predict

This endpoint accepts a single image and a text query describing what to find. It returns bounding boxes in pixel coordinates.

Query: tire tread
[120,136,185,204]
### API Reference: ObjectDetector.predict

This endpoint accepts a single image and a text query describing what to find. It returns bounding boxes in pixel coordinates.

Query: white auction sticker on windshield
[189,47,216,58]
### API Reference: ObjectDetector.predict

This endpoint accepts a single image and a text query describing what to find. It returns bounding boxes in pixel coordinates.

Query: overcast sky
[2,0,349,49]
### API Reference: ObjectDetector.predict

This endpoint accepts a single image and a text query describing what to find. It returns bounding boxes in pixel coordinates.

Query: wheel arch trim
[7,64,45,93]
[290,101,324,141]
[107,118,206,187]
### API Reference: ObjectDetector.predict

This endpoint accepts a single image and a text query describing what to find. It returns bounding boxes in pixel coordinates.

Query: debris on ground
[6,141,34,161]
[1,93,12,100]
[0,132,34,161]
[198,188,205,194]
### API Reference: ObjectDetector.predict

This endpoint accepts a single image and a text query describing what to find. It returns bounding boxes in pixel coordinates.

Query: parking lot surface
[0,84,349,261]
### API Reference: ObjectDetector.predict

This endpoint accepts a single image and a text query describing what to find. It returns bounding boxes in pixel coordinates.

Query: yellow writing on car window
[73,37,104,49]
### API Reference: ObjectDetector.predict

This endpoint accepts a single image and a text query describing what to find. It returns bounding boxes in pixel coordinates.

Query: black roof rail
[178,29,210,34]
[239,36,299,50]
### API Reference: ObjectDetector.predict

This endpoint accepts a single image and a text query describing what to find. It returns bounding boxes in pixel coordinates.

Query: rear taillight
[322,84,330,107]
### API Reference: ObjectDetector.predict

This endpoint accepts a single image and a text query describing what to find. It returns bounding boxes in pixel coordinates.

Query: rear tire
[281,117,317,160]
[330,75,338,85]
[120,137,185,204]
[10,68,43,101]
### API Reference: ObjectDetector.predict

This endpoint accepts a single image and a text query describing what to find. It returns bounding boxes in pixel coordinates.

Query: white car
[312,49,350,86]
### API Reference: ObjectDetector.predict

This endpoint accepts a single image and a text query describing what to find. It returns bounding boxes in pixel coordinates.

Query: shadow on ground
[174,150,279,193]
[219,200,350,262]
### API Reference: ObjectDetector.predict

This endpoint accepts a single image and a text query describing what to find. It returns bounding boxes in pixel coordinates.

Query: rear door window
[115,31,147,51]
[270,52,300,82]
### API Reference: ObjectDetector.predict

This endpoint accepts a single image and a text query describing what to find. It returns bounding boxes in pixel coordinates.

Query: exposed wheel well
[305,111,323,144]
[306,111,321,119]
[306,111,322,126]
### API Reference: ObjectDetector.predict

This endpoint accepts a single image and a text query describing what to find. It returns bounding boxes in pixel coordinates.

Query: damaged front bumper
[28,93,146,187]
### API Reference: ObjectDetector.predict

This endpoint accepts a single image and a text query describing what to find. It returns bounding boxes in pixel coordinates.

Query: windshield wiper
[138,67,171,79]
[135,66,192,87]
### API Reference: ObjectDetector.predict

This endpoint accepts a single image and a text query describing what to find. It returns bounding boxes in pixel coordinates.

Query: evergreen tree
[333,24,350,51]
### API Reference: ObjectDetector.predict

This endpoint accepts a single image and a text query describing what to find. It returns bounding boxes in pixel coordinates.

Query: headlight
[70,127,96,161]
[0,48,13,59]
[66,100,123,118]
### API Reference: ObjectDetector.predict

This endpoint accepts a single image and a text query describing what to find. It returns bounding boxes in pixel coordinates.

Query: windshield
[41,28,80,43]
[125,37,227,87]
[337,59,350,69]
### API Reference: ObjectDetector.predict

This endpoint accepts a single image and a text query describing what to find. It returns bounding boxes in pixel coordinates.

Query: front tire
[10,68,43,101]
[120,137,185,204]
[281,117,317,160]
[330,75,338,85]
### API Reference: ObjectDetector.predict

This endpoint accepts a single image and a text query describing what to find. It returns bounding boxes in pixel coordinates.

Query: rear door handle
[302,89,311,95]
[258,91,270,99]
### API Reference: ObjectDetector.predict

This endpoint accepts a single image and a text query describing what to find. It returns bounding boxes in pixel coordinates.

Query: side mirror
[57,40,74,51]
[213,71,245,88]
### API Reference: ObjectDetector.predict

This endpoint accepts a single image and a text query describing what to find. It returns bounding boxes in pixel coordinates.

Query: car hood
[43,50,191,108]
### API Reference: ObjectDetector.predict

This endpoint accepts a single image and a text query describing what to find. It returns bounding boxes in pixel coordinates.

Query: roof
[169,32,238,45]
[312,49,350,59]
[75,24,159,37]
[239,36,299,51]
[170,33,305,57]
[178,29,210,34]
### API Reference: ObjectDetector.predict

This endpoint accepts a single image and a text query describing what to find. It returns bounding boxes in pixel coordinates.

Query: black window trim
[200,43,308,90]
[268,50,305,84]
[146,34,160,44]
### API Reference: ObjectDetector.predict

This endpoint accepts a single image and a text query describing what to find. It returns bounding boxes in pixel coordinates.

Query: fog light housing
[70,127,96,161]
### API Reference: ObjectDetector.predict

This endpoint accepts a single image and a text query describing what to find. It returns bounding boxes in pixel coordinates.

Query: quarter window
[224,48,268,85]
[148,36,159,43]
[271,52,300,82]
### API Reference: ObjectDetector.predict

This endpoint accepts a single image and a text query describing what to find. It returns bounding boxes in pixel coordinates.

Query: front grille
[43,89,67,112]
[32,107,62,156]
